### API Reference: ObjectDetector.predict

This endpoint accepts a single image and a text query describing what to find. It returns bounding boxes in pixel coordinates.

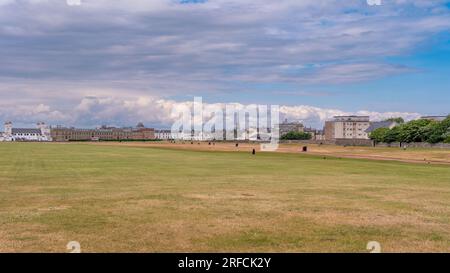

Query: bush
[281,131,312,140]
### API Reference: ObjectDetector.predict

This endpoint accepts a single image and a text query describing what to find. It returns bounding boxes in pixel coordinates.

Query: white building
[331,116,371,140]
[2,122,52,142]
[155,130,174,140]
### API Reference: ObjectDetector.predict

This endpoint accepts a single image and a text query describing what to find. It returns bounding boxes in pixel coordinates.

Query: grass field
[0,142,449,253]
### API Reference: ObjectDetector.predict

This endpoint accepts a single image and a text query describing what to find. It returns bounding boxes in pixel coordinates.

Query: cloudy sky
[0,0,449,128]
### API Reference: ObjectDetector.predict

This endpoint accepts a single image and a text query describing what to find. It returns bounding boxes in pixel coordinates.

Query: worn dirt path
[88,141,450,166]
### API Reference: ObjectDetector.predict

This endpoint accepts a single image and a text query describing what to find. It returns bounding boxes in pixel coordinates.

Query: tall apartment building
[325,116,371,140]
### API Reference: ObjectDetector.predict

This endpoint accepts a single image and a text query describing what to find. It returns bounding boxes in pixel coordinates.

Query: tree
[384,126,401,143]
[397,119,432,143]
[420,122,443,144]
[281,131,312,140]
[445,118,450,143]
[370,117,450,144]
[369,128,390,143]
[444,135,450,144]
[420,117,450,144]
[385,117,405,124]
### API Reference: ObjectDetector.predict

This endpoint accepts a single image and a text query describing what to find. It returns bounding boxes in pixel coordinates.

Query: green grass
[0,142,449,252]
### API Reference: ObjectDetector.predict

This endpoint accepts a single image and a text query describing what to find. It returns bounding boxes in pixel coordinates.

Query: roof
[365,121,396,133]
[333,115,370,118]
[421,116,447,121]
[53,127,153,132]
[11,128,42,135]
[280,122,304,126]
[304,128,317,132]
[333,116,370,122]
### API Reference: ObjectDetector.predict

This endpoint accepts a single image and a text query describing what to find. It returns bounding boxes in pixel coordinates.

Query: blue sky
[0,0,449,128]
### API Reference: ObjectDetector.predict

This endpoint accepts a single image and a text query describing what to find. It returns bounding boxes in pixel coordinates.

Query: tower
[4,122,12,136]
[37,122,51,141]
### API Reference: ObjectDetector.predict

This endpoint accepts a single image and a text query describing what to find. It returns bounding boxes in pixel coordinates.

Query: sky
[0,0,449,129]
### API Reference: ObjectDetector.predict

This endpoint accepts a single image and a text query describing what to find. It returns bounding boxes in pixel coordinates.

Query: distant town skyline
[0,0,449,128]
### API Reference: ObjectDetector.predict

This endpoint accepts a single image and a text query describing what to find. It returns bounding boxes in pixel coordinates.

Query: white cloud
[0,95,422,129]
[0,0,14,6]
[0,0,448,88]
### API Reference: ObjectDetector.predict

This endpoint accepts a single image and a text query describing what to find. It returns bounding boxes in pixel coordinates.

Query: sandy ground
[90,141,450,165]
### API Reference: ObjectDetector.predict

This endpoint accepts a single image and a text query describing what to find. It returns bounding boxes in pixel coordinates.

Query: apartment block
[327,116,371,140]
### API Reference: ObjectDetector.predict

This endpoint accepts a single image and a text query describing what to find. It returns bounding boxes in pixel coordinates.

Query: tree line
[281,131,312,140]
[370,116,450,144]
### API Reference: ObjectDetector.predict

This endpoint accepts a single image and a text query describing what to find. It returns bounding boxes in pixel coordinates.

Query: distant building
[51,123,155,142]
[365,121,398,134]
[279,119,304,137]
[155,130,173,140]
[315,130,325,141]
[421,116,447,122]
[303,127,324,141]
[325,116,371,140]
[324,121,335,140]
[2,121,52,142]
[306,129,325,141]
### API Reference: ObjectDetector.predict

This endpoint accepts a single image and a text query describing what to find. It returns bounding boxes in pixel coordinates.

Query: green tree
[369,127,390,142]
[445,118,450,143]
[397,119,432,143]
[420,117,450,144]
[373,116,450,144]
[444,135,450,144]
[384,126,401,143]
[420,122,442,143]
[281,131,312,140]
[385,117,405,124]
